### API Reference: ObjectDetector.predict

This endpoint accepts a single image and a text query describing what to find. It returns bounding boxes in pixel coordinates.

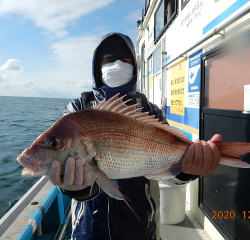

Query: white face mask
[101,60,134,88]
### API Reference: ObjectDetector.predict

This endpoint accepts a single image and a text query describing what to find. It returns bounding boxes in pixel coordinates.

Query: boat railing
[0,176,71,240]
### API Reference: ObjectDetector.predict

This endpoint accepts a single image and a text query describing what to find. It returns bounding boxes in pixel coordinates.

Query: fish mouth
[17,154,49,177]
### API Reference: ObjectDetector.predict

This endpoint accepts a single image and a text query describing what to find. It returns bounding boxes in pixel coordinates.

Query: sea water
[0,96,71,219]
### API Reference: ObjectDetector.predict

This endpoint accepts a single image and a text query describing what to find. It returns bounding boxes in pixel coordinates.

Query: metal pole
[34,223,42,238]
[53,202,72,240]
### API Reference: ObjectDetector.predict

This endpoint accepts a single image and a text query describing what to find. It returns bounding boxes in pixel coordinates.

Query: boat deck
[0,176,213,240]
[160,211,211,240]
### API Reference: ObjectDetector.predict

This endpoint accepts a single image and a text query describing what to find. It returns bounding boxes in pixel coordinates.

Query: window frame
[153,45,161,75]
[154,0,178,43]
[141,44,146,92]
[144,0,151,16]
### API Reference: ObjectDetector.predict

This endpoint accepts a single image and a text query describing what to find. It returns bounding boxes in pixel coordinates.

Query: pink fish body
[17,94,193,179]
[17,94,250,214]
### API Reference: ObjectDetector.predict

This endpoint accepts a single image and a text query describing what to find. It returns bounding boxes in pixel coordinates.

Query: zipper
[107,197,112,240]
[145,183,155,222]
[75,201,84,228]
[101,89,106,101]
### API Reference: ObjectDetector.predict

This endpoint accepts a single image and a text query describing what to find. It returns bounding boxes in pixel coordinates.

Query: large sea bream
[17,94,250,212]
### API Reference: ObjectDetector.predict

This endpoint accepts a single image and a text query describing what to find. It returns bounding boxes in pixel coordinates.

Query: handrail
[0,178,71,240]
[0,176,49,237]
[16,185,65,240]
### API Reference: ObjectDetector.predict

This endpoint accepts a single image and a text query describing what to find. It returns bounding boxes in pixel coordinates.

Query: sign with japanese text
[170,59,185,115]
[188,49,202,108]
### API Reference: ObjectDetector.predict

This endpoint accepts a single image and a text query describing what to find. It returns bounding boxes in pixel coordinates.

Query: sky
[0,0,144,99]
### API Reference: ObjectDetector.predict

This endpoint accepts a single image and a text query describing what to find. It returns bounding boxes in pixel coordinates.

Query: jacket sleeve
[59,98,100,201]
[60,184,100,202]
[148,102,199,184]
[63,97,83,116]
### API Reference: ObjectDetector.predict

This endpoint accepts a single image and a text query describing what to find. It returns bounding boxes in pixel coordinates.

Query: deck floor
[63,209,211,240]
[160,211,211,240]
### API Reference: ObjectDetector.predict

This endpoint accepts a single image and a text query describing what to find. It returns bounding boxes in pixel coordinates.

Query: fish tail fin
[87,159,140,220]
[218,142,250,168]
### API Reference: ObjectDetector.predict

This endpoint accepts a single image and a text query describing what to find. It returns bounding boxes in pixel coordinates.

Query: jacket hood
[92,32,137,102]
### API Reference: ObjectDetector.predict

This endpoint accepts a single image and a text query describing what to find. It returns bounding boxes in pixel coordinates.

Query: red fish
[17,94,250,214]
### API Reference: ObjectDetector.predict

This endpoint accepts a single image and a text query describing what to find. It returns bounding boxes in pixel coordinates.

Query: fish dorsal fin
[137,115,156,121]
[94,99,105,109]
[117,104,137,114]
[146,123,191,143]
[94,94,191,143]
[95,93,121,110]
[127,112,149,118]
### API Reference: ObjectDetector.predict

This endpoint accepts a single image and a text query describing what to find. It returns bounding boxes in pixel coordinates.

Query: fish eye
[49,139,61,150]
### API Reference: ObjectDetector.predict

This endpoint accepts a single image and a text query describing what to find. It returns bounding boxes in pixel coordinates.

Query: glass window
[204,42,250,111]
[145,0,150,12]
[155,1,164,38]
[142,46,145,62]
[154,0,177,40]
[166,0,176,22]
[153,46,161,74]
[181,0,189,11]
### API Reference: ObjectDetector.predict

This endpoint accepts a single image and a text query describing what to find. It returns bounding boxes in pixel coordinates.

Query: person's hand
[49,157,92,191]
[182,134,222,176]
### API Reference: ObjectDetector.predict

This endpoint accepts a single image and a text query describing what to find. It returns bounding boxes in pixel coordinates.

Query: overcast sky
[0,0,143,99]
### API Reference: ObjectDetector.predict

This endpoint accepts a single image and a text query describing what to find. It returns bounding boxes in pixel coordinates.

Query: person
[49,32,221,240]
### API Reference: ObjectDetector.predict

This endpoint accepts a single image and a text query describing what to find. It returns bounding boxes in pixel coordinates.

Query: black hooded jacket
[61,33,198,240]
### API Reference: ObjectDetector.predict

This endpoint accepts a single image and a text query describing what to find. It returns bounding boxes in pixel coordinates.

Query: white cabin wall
[163,0,250,61]
[137,1,250,239]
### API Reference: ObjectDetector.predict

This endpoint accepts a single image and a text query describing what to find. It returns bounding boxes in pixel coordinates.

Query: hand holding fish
[49,157,92,191]
[182,134,222,176]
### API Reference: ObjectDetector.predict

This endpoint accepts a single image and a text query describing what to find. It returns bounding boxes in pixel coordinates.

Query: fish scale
[71,107,190,180]
[92,128,187,179]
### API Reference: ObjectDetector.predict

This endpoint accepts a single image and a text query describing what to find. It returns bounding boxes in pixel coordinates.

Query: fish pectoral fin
[145,163,182,181]
[89,173,96,197]
[82,136,96,158]
[145,175,159,180]
[87,159,140,220]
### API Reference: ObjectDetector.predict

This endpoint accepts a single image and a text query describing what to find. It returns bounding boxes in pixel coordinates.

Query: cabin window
[181,0,189,10]
[153,46,161,74]
[154,0,177,42]
[204,41,250,111]
[155,1,164,38]
[145,0,150,15]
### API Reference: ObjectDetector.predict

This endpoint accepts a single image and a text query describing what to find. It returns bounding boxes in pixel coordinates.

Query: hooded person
[62,32,163,240]
[49,32,221,240]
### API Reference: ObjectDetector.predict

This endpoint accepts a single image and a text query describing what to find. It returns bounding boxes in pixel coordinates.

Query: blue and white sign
[188,49,202,92]
[187,49,202,108]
